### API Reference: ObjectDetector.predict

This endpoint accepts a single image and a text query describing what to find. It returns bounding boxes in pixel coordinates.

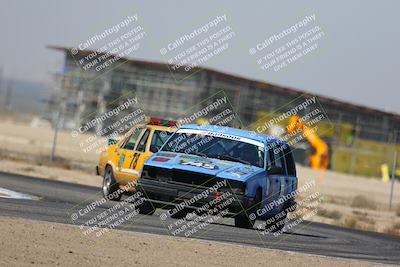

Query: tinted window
[151,130,173,152]
[266,148,274,170]
[269,143,287,173]
[137,129,151,152]
[122,128,143,150]
[284,147,296,176]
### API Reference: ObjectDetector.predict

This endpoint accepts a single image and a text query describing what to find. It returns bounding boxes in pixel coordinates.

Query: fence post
[389,151,398,209]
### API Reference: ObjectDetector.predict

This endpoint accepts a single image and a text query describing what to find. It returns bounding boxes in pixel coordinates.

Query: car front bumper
[137,177,253,215]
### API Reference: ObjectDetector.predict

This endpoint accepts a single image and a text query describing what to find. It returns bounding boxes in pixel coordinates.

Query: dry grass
[341,212,377,232]
[323,196,348,206]
[0,148,91,174]
[396,205,400,217]
[343,217,357,228]
[317,208,342,220]
[384,222,400,236]
[350,195,377,210]
[352,210,375,225]
[352,210,367,216]
[359,224,376,232]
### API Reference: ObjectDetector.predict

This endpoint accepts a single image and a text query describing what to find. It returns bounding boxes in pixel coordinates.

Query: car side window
[266,147,273,170]
[137,128,151,152]
[119,132,133,148]
[122,128,143,150]
[269,143,287,173]
[284,146,296,176]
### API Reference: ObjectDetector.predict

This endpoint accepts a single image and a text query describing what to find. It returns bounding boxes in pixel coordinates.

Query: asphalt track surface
[0,172,399,265]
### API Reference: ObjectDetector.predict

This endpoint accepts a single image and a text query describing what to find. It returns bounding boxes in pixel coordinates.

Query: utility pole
[50,108,61,162]
[4,81,13,112]
[50,74,66,162]
[0,67,3,104]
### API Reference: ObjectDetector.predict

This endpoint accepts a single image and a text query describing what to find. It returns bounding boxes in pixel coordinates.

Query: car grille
[143,166,218,187]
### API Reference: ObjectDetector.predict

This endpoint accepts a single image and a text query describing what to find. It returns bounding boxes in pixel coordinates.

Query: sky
[0,0,399,114]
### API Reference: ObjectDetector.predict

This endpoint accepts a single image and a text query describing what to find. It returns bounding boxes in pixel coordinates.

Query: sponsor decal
[180,155,211,163]
[152,157,171,162]
[117,154,126,169]
[181,161,218,170]
[179,156,218,170]
[227,169,248,178]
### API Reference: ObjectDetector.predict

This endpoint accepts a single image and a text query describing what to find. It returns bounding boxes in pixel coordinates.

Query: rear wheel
[102,165,122,201]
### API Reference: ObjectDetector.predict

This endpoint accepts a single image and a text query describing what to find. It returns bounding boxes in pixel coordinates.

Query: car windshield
[162,131,265,168]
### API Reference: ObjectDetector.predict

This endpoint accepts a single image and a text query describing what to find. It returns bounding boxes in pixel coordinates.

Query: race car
[136,124,298,229]
[96,118,177,200]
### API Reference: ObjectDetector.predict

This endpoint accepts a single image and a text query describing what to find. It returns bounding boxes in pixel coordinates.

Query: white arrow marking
[0,187,40,200]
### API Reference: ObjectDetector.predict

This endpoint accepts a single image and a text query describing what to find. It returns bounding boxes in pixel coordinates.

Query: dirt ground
[0,119,99,164]
[1,118,400,235]
[296,165,400,234]
[0,160,100,188]
[0,216,389,267]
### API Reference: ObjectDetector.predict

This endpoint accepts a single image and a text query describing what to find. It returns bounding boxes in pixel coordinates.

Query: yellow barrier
[381,164,390,182]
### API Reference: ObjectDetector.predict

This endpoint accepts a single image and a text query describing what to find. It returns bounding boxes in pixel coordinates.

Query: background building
[47,45,400,177]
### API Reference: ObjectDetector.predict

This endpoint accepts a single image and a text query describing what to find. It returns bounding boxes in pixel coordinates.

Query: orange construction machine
[287,115,330,170]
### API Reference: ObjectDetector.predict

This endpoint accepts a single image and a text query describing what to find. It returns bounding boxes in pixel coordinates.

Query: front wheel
[264,212,287,233]
[137,200,156,215]
[234,213,255,229]
[234,189,262,229]
[170,208,190,219]
[264,202,295,233]
[102,166,122,201]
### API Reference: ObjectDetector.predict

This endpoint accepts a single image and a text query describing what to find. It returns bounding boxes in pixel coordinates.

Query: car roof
[179,124,287,145]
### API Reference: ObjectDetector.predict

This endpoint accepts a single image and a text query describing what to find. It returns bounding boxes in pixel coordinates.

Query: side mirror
[268,166,284,175]
[108,138,118,146]
[150,145,159,153]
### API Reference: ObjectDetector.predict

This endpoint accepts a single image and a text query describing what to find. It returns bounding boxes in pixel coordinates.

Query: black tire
[267,213,287,233]
[234,213,255,229]
[137,200,156,215]
[264,203,293,233]
[102,165,122,201]
[234,189,262,229]
[170,208,189,219]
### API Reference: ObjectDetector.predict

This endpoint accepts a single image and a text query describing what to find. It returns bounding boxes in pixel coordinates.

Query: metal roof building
[48,45,400,145]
